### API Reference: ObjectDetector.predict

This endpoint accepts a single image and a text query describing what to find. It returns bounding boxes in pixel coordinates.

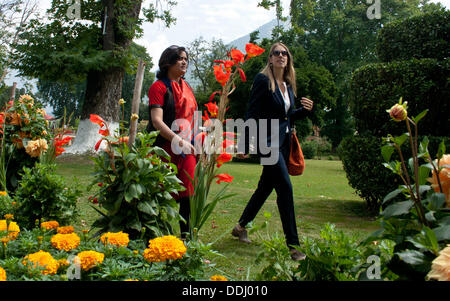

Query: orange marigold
[75,251,104,271]
[41,221,59,230]
[0,220,20,240]
[23,250,58,275]
[143,235,187,262]
[51,233,80,251]
[57,226,75,234]
[210,275,228,281]
[100,231,130,247]
[0,266,6,281]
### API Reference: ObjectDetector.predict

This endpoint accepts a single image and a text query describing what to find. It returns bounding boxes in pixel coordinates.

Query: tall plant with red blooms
[188,43,265,241]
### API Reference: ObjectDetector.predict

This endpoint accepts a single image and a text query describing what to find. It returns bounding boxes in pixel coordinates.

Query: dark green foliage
[377,10,450,62]
[14,163,81,230]
[301,140,318,159]
[338,135,400,214]
[89,132,185,241]
[350,58,450,138]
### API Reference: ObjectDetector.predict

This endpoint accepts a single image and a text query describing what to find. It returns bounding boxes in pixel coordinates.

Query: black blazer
[243,73,309,157]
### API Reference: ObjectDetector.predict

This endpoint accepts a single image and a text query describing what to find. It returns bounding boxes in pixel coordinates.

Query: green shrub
[376,11,450,62]
[350,58,450,138]
[89,131,185,241]
[0,192,14,218]
[302,140,318,159]
[14,163,81,230]
[338,135,400,213]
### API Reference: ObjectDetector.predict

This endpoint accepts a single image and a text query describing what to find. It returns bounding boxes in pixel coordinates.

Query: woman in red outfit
[147,45,198,239]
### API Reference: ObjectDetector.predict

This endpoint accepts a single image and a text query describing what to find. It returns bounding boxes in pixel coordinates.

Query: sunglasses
[271,50,288,57]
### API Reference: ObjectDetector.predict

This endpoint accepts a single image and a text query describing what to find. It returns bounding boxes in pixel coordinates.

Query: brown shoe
[290,249,306,261]
[231,224,251,244]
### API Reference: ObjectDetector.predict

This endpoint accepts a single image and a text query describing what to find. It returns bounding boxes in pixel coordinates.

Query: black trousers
[238,136,300,248]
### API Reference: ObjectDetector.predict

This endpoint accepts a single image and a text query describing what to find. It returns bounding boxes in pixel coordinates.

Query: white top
[279,82,290,133]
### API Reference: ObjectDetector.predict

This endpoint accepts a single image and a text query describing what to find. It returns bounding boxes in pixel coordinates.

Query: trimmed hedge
[376,11,450,62]
[349,58,450,137]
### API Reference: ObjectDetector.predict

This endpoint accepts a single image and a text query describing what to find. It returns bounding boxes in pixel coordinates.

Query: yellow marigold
[37,108,46,116]
[76,251,104,271]
[124,279,139,281]
[0,266,6,281]
[100,231,130,247]
[25,139,48,158]
[428,154,450,208]
[41,221,59,230]
[131,113,139,121]
[427,244,450,281]
[57,259,70,269]
[51,233,80,251]
[210,275,228,281]
[23,250,58,275]
[0,220,20,240]
[4,214,13,220]
[19,94,34,103]
[0,191,7,196]
[57,226,74,234]
[143,235,187,262]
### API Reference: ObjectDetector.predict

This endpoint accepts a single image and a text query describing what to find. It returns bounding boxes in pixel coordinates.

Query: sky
[4,0,449,82]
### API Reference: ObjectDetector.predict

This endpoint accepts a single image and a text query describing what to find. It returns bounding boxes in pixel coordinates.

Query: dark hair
[156,45,189,80]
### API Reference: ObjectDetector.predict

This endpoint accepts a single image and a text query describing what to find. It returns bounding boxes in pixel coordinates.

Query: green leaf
[137,201,157,216]
[382,200,414,218]
[417,166,430,185]
[428,193,446,210]
[437,140,446,160]
[433,225,450,241]
[412,109,428,124]
[396,250,426,265]
[383,187,405,204]
[126,216,142,231]
[394,133,409,147]
[381,145,395,162]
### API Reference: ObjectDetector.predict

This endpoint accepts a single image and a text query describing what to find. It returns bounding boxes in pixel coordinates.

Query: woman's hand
[301,97,314,111]
[179,138,196,155]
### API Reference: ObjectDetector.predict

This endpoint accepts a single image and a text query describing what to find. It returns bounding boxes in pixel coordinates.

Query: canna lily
[205,102,218,118]
[209,91,222,102]
[231,49,245,65]
[245,43,265,58]
[54,136,73,156]
[214,64,231,87]
[215,173,234,184]
[238,68,247,83]
[216,152,232,168]
[90,114,106,128]
[99,129,110,136]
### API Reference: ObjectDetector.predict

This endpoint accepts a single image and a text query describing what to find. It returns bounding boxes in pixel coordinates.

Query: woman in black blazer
[233,42,314,261]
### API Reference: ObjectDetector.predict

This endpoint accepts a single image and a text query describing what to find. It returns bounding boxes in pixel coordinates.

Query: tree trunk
[67,0,142,154]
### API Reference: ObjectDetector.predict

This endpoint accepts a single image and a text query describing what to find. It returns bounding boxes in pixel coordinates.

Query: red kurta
[148,78,198,200]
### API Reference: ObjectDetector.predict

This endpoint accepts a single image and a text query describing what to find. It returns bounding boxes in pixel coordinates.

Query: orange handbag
[288,129,305,176]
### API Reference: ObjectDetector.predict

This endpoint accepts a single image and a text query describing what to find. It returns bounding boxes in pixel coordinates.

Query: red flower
[92,198,98,204]
[238,68,247,83]
[224,60,234,72]
[205,102,218,118]
[231,49,245,64]
[99,129,110,136]
[202,110,210,121]
[95,139,103,151]
[214,64,231,87]
[215,173,234,184]
[216,152,232,168]
[54,136,73,156]
[98,183,103,187]
[90,114,106,128]
[245,43,265,58]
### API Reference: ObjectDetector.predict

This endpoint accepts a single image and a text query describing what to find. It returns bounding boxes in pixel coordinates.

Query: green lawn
[55,156,379,280]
